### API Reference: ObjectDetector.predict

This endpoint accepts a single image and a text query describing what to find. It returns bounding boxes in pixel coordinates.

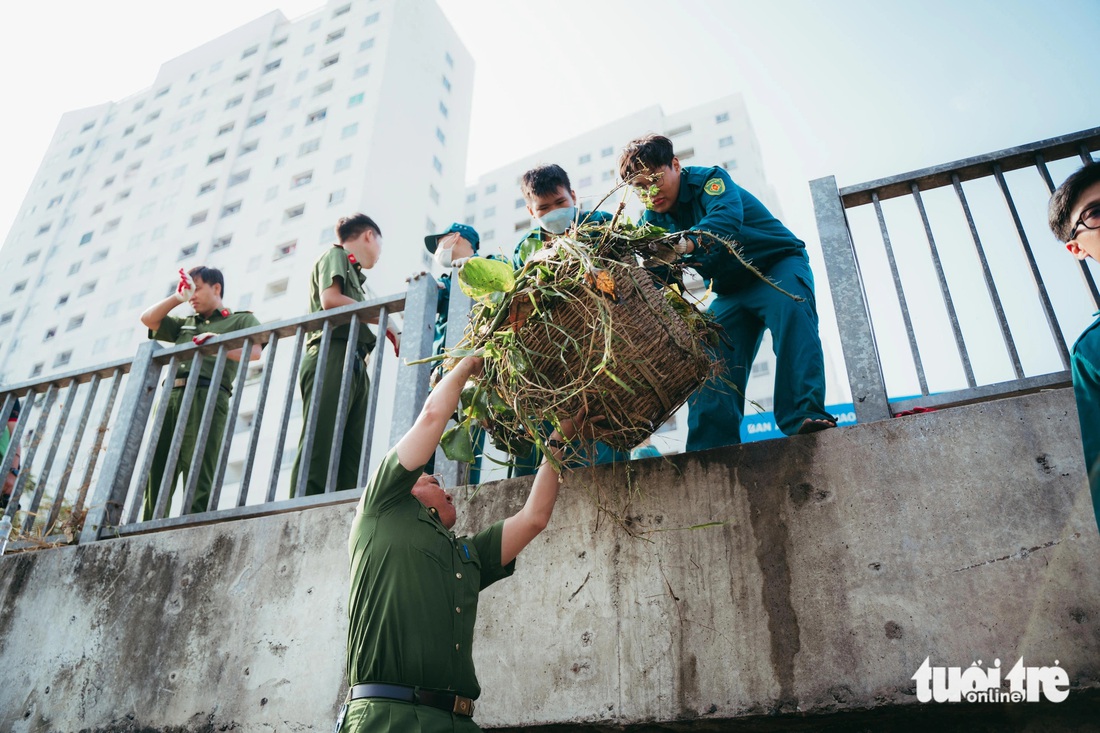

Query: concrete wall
[1,390,1098,732]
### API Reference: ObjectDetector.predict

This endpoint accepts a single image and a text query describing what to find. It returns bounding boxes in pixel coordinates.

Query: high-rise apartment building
[0,0,472,384]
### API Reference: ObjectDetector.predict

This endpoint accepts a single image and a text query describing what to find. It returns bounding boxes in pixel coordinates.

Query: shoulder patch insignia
[704,178,726,196]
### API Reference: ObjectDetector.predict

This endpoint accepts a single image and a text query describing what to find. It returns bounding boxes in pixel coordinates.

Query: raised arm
[500,411,593,566]
[142,269,193,331]
[393,356,483,471]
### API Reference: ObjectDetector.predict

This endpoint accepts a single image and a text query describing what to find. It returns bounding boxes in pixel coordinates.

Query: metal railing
[811,127,1100,423]
[0,277,440,548]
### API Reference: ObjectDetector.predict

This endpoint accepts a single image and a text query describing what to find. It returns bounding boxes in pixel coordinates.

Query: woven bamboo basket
[510,255,713,451]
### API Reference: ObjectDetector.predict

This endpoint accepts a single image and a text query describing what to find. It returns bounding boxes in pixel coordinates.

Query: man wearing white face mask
[512,164,614,270]
[424,222,482,356]
[509,165,631,476]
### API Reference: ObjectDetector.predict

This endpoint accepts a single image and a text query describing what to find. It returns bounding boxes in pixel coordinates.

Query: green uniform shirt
[309,244,377,354]
[149,309,260,391]
[346,449,515,698]
[1071,314,1100,534]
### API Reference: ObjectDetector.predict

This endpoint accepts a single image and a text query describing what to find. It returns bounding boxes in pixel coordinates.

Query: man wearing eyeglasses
[1049,162,1100,534]
[336,355,590,732]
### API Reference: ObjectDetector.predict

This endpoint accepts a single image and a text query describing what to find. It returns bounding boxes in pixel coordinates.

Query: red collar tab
[220,308,229,317]
[347,253,358,264]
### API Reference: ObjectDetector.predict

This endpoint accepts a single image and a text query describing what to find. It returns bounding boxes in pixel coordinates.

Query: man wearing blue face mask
[512,164,614,270]
[509,165,630,476]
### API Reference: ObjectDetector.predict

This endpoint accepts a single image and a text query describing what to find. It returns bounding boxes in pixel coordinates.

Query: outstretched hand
[555,407,606,443]
[192,332,215,346]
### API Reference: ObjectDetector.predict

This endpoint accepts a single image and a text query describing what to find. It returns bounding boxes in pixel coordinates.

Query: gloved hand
[192,333,215,346]
[386,329,401,357]
[674,235,694,255]
[452,257,471,269]
[174,268,195,302]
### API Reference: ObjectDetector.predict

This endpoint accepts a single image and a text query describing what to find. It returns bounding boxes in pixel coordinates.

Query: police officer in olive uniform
[140,266,261,519]
[620,134,836,451]
[290,213,398,497]
[336,355,591,732]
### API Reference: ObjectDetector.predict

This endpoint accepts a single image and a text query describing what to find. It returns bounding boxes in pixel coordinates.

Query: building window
[723,159,738,171]
[208,150,227,164]
[364,12,380,25]
[91,248,109,263]
[718,136,734,148]
[484,206,495,218]
[429,185,440,204]
[225,95,243,110]
[79,280,96,297]
[676,147,695,160]
[466,192,476,203]
[328,188,346,206]
[228,169,250,186]
[326,29,345,43]
[198,179,216,195]
[352,63,370,79]
[179,243,198,259]
[115,189,132,202]
[263,59,282,73]
[247,112,267,127]
[291,171,313,188]
[47,195,63,208]
[79,231,93,245]
[334,155,352,172]
[515,198,525,209]
[12,280,28,293]
[81,121,95,132]
[0,311,13,325]
[265,278,289,299]
[445,51,454,68]
[303,43,315,56]
[320,54,339,69]
[483,230,494,241]
[439,101,448,118]
[341,123,358,139]
[441,74,451,92]
[67,262,80,275]
[145,110,161,122]
[432,156,443,174]
[464,215,475,226]
[579,153,591,164]
[218,122,235,136]
[67,315,85,331]
[306,108,327,125]
[221,201,242,217]
[348,92,364,107]
[514,220,529,232]
[255,85,275,100]
[435,128,445,144]
[235,71,251,83]
[57,293,70,307]
[299,138,321,156]
[44,326,57,341]
[485,183,496,194]
[70,145,85,157]
[212,234,233,251]
[189,211,208,226]
[359,38,375,51]
[716,112,730,123]
[54,350,73,367]
[666,124,692,138]
[103,218,120,233]
[135,135,152,148]
[37,222,52,235]
[314,81,333,96]
[333,3,350,16]
[273,240,297,260]
[59,169,74,182]
[284,204,305,221]
[242,45,259,59]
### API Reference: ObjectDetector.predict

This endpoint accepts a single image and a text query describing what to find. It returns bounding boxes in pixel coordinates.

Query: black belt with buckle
[348,682,474,717]
[172,377,231,395]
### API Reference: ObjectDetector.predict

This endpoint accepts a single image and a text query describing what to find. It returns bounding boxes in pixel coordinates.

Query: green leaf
[440,421,476,463]
[459,257,515,304]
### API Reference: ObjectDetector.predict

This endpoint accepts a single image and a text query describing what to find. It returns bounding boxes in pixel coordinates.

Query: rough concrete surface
[0,390,1097,732]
